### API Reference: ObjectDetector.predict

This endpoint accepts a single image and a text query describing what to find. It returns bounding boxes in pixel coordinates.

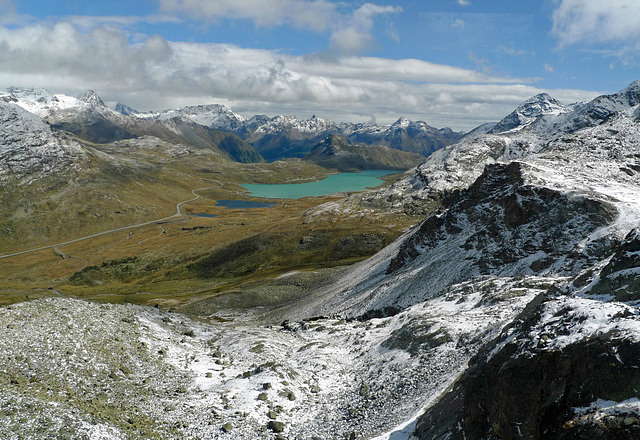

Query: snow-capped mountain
[361,79,640,209]
[136,104,247,133]
[1,88,264,164]
[126,102,464,161]
[488,92,570,133]
[346,117,463,157]
[338,79,640,438]
[114,102,138,116]
[1,87,90,118]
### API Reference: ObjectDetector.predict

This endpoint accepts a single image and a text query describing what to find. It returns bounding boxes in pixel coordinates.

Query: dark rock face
[387,162,617,275]
[51,119,137,144]
[590,228,640,300]
[414,295,640,440]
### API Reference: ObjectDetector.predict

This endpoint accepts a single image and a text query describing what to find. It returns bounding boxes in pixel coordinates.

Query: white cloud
[157,0,400,55]
[157,0,338,31]
[544,63,554,73]
[457,0,471,6]
[0,21,602,131]
[0,22,173,90]
[0,0,14,14]
[64,14,183,31]
[329,3,401,54]
[451,19,465,29]
[552,0,640,48]
[0,0,30,25]
[499,46,525,56]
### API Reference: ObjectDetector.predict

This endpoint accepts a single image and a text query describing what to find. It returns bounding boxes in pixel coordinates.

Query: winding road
[0,183,223,261]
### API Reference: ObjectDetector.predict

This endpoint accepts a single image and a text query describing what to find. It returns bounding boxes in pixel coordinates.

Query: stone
[268,420,285,433]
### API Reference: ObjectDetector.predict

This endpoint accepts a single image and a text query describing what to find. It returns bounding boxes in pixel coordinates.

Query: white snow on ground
[529,296,640,351]
[574,398,640,419]
[0,273,543,439]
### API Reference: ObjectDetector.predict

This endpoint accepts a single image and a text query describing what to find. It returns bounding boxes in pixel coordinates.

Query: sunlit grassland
[0,147,419,310]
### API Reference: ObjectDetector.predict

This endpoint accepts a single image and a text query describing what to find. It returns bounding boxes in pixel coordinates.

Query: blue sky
[1,0,639,130]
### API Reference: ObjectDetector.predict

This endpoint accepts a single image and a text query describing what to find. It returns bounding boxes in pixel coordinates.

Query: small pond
[215,200,278,209]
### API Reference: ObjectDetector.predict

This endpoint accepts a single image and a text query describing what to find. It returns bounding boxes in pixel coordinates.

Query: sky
[0,0,639,131]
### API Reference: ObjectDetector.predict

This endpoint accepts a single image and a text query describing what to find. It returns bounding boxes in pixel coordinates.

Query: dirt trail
[0,183,224,260]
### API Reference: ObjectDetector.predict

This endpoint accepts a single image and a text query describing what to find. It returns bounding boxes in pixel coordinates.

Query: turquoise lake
[241,170,395,199]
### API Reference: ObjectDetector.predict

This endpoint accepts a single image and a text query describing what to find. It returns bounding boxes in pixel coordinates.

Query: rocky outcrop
[414,294,640,440]
[387,162,617,277]
[589,228,640,300]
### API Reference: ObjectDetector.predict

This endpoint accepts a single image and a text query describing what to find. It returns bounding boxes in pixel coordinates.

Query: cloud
[0,21,600,131]
[457,0,471,6]
[499,46,525,56]
[552,0,640,49]
[157,0,401,55]
[451,19,465,29]
[156,0,338,31]
[0,0,14,14]
[544,63,554,72]
[329,3,401,54]
[64,14,183,31]
[0,22,173,91]
[0,0,30,25]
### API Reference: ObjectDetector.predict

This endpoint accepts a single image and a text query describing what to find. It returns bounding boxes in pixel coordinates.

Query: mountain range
[131,103,464,161]
[1,87,462,174]
[1,81,640,439]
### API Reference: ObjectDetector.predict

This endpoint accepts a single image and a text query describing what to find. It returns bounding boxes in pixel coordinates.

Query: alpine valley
[1,80,640,440]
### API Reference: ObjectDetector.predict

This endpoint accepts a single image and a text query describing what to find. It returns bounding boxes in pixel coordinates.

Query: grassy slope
[0,137,421,310]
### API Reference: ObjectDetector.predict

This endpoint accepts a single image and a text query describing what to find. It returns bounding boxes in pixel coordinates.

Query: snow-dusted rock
[0,101,86,178]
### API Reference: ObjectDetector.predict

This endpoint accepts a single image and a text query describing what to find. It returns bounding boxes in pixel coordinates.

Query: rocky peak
[386,161,617,282]
[79,90,105,107]
[115,102,139,116]
[414,292,640,440]
[491,93,568,134]
[589,228,640,300]
[311,134,348,157]
[621,80,640,107]
[391,116,411,129]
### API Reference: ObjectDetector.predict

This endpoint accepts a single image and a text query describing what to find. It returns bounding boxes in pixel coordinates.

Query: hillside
[1,80,640,439]
[304,135,425,172]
